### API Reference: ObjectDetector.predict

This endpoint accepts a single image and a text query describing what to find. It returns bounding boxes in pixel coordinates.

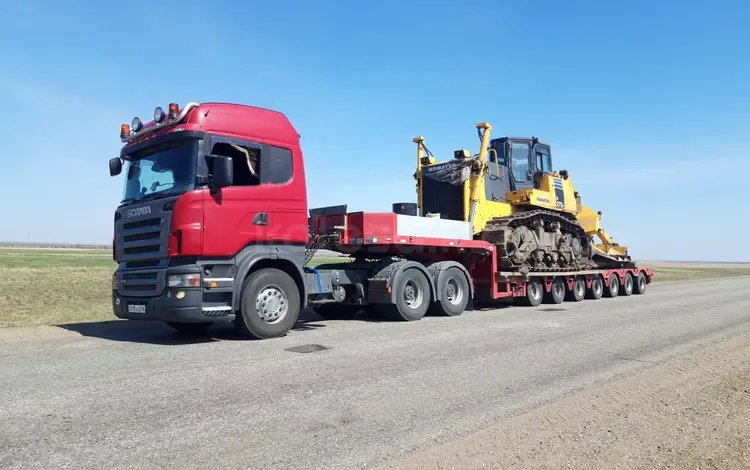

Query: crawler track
[479,209,632,273]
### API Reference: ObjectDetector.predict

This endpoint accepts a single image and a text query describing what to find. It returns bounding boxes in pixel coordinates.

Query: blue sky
[1,0,748,261]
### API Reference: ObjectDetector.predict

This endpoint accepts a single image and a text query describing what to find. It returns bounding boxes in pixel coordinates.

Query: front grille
[422,177,464,221]
[114,199,175,296]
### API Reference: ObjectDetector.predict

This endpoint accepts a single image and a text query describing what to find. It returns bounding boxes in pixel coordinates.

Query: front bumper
[112,287,235,323]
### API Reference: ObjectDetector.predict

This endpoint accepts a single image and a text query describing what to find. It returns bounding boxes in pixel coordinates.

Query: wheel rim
[255,284,288,324]
[639,276,645,290]
[626,276,633,291]
[529,282,542,300]
[445,278,464,306]
[594,279,602,295]
[403,279,424,309]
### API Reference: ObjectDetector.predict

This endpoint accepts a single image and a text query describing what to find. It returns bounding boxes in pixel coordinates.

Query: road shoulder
[378,332,750,470]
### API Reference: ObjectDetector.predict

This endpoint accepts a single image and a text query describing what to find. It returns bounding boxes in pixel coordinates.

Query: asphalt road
[1,277,749,470]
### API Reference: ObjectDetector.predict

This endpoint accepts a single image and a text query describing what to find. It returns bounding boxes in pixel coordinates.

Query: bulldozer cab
[414,125,557,232]
[487,137,553,193]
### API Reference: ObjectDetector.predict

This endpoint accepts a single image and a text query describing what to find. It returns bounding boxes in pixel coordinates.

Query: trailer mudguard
[368,260,436,305]
[423,260,474,308]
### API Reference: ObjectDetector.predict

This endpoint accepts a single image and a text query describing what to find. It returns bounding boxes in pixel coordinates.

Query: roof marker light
[132,117,143,132]
[154,106,166,123]
[168,103,179,119]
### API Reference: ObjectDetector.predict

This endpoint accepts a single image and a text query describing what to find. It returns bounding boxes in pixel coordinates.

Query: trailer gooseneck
[108,101,653,339]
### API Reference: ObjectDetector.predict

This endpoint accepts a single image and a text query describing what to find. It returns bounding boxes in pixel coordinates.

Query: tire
[620,272,634,296]
[586,275,604,299]
[520,279,544,306]
[428,267,470,316]
[566,276,586,302]
[605,273,620,298]
[544,278,566,304]
[166,321,212,335]
[633,272,647,295]
[380,268,431,321]
[313,304,361,319]
[234,268,300,339]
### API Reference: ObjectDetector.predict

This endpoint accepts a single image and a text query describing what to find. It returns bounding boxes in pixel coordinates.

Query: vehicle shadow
[56,301,514,345]
[56,309,328,345]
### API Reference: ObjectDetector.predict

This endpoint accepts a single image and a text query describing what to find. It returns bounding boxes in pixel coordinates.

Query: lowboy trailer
[108,101,653,339]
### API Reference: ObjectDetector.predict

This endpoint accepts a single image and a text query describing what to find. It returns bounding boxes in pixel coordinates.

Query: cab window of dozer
[510,142,531,183]
[209,142,293,186]
[535,146,552,173]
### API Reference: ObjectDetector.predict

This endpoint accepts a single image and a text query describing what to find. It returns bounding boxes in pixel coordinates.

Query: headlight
[168,273,201,288]
[112,272,117,290]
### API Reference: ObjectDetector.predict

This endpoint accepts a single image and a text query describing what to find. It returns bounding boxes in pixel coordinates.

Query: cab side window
[535,146,552,173]
[209,141,294,186]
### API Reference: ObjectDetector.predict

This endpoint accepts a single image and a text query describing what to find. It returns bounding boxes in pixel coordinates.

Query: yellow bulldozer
[413,122,632,273]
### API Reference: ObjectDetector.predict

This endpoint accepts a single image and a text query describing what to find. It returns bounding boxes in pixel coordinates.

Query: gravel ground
[0,277,748,469]
[379,331,750,470]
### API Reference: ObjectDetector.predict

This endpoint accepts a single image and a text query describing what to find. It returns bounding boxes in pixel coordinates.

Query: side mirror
[211,155,233,188]
[109,157,122,176]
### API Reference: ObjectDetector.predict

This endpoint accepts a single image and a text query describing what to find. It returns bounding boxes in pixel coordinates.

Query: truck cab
[110,102,310,338]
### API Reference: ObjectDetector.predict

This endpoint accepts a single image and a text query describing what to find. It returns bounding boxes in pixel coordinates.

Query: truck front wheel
[235,268,300,339]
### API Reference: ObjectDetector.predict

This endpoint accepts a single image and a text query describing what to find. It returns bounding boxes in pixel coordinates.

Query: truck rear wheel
[235,268,300,339]
[381,268,431,321]
[428,267,469,316]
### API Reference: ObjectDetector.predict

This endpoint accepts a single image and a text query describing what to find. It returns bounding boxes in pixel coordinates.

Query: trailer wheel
[566,276,586,302]
[428,267,469,316]
[544,278,566,304]
[382,268,431,321]
[521,279,544,306]
[235,268,300,339]
[633,272,647,295]
[620,272,634,296]
[605,273,620,298]
[586,275,604,299]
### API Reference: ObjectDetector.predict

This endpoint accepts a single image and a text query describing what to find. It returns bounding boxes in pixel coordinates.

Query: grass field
[1,247,748,329]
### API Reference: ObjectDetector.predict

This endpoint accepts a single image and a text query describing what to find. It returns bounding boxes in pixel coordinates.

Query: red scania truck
[109,101,653,339]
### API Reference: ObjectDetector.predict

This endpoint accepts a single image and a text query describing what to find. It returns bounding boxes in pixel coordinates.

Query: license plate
[127,304,146,314]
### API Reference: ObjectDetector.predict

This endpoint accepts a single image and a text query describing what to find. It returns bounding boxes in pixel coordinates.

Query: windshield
[121,139,199,203]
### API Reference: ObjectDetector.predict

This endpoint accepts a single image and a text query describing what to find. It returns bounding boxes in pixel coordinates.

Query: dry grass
[1,248,748,328]
[0,248,345,328]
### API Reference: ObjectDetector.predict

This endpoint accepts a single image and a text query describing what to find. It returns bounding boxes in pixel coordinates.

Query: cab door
[202,137,270,257]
